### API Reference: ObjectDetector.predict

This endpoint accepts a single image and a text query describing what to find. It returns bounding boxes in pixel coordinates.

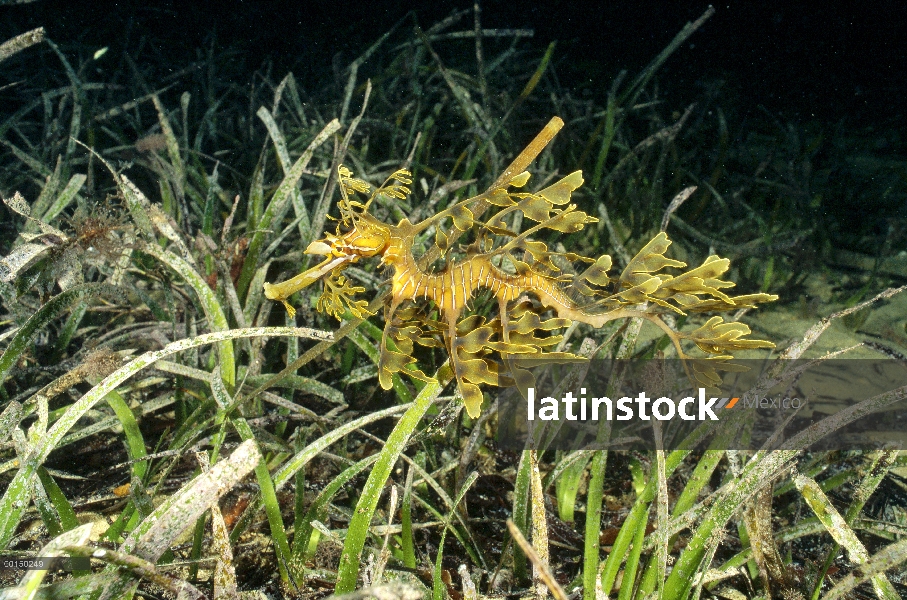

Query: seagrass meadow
[1,2,907,600]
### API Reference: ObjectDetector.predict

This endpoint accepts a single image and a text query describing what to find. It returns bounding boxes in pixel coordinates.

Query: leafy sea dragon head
[263,166,407,318]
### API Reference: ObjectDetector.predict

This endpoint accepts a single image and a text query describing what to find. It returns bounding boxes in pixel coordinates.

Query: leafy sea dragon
[264,117,777,417]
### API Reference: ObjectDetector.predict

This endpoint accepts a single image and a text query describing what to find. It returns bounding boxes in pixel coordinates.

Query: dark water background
[1,0,905,250]
[2,0,903,124]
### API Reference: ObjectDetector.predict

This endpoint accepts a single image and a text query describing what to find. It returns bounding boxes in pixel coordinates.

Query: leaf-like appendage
[336,166,373,225]
[460,383,484,417]
[454,353,509,417]
[619,232,686,290]
[388,169,413,186]
[654,255,734,305]
[688,357,751,388]
[514,239,560,274]
[487,188,516,207]
[378,326,434,389]
[448,311,559,417]
[509,310,571,334]
[577,254,613,286]
[378,347,417,388]
[485,224,518,237]
[509,330,563,350]
[456,314,487,334]
[677,292,779,313]
[519,195,553,222]
[509,171,532,187]
[381,184,411,200]
[388,324,424,355]
[339,166,372,196]
[456,355,501,386]
[317,270,373,320]
[517,240,551,266]
[684,316,775,355]
[538,171,584,205]
[457,326,495,353]
[510,256,532,277]
[450,205,474,231]
[4,191,69,240]
[546,209,597,233]
[614,276,663,304]
[435,228,449,254]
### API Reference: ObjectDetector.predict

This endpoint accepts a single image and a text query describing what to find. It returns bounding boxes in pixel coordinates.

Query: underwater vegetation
[0,5,906,600]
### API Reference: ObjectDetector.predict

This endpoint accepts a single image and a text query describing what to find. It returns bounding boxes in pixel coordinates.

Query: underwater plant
[265,116,778,417]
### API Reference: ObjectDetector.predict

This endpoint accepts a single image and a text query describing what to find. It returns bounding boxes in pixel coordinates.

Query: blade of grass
[0,401,22,444]
[257,106,310,237]
[22,571,109,599]
[41,173,85,223]
[0,27,45,64]
[506,519,568,600]
[231,416,295,585]
[400,466,417,569]
[228,403,411,543]
[7,523,92,600]
[64,545,206,600]
[210,483,238,599]
[51,299,88,361]
[32,468,64,538]
[43,38,83,163]
[0,283,113,386]
[810,446,900,600]
[36,467,79,533]
[662,450,796,600]
[248,154,265,232]
[26,159,62,229]
[795,474,899,600]
[338,18,403,123]
[151,95,186,204]
[294,456,379,566]
[0,326,330,550]
[528,449,550,599]
[554,451,592,523]
[617,506,649,600]
[236,118,340,298]
[98,439,261,600]
[103,389,148,480]
[619,7,715,108]
[432,472,479,600]
[140,241,235,387]
[400,452,485,569]
[334,368,451,594]
[244,374,343,405]
[636,425,739,597]
[821,536,907,600]
[584,319,643,600]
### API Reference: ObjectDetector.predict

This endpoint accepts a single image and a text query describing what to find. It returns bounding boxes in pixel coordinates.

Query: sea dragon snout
[263,214,391,318]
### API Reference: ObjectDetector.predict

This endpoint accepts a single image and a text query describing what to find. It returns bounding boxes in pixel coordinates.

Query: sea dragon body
[265,117,777,417]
